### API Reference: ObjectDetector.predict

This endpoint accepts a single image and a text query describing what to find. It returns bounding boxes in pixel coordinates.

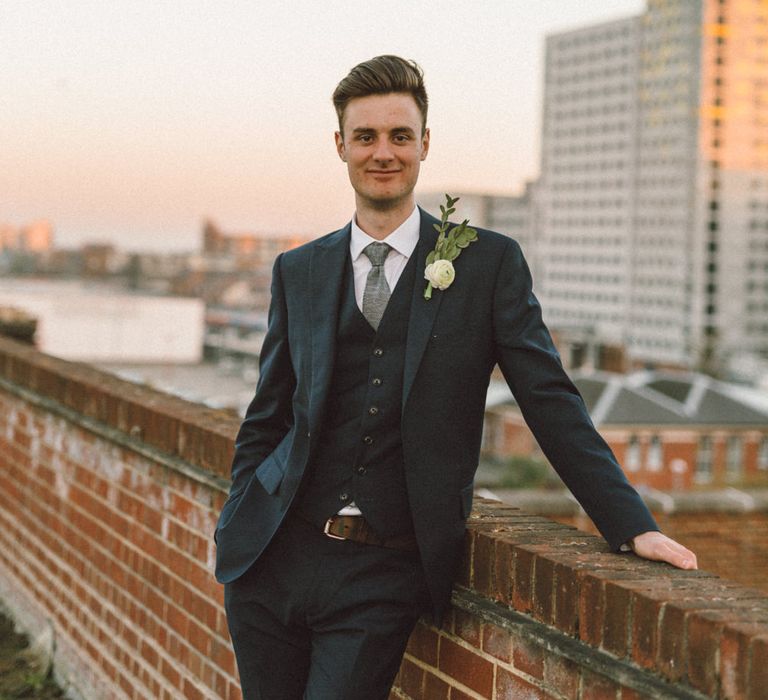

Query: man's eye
[358,134,374,142]
[393,134,410,142]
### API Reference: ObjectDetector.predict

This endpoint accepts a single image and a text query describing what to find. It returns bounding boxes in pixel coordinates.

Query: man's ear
[420,128,430,161]
[335,131,346,162]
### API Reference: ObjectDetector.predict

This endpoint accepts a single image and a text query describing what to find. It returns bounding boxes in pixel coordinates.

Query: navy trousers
[224,513,429,699]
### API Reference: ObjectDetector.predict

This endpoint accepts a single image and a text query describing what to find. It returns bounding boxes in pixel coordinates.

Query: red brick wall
[2,336,767,699]
[0,337,237,699]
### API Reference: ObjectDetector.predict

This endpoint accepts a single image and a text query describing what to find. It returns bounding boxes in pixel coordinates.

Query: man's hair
[332,55,428,134]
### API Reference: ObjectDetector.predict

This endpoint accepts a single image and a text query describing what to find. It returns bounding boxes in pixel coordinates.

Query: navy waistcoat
[295,249,417,537]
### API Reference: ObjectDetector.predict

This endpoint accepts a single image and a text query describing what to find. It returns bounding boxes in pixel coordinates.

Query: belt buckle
[323,516,346,541]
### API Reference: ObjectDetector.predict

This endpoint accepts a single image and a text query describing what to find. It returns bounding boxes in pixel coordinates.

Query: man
[215,55,697,699]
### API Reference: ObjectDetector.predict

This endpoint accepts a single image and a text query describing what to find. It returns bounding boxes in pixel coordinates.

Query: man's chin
[359,191,413,213]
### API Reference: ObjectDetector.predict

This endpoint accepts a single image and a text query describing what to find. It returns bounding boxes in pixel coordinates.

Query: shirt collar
[350,206,421,261]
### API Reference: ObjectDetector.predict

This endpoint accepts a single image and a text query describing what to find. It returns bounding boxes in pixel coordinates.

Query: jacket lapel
[308,224,350,430]
[403,208,443,410]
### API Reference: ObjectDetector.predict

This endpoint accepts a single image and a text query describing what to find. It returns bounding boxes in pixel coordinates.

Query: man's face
[335,92,429,211]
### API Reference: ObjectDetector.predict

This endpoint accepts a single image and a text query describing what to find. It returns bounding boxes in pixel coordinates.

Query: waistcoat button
[339,492,349,501]
[357,466,366,475]
[373,348,384,357]
[363,435,373,445]
[368,406,379,415]
[372,378,382,386]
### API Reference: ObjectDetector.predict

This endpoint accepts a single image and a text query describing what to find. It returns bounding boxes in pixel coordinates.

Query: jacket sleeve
[229,254,296,494]
[491,238,658,551]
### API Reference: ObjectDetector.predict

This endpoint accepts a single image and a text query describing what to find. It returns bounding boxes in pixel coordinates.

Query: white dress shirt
[349,206,421,311]
[338,207,421,517]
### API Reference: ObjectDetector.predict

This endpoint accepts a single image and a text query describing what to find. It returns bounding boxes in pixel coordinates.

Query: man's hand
[630,531,698,570]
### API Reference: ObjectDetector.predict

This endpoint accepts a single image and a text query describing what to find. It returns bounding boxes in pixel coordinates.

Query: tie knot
[363,242,391,267]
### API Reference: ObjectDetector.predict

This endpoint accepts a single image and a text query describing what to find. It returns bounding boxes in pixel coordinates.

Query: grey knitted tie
[362,242,392,330]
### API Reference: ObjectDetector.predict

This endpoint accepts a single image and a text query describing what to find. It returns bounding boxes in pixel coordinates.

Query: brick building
[484,370,768,490]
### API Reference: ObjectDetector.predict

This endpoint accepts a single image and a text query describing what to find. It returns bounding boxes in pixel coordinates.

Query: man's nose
[373,139,394,161]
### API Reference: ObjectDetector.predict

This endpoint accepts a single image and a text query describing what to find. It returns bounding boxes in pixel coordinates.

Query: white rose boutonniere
[424,194,478,300]
[424,259,455,290]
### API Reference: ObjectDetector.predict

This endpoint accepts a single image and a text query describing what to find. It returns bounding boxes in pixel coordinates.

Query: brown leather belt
[323,515,418,552]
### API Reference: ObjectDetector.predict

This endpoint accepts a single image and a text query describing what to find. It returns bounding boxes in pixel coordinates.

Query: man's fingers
[631,532,698,570]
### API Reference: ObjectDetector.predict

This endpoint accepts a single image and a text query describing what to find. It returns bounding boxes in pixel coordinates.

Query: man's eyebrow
[350,126,416,134]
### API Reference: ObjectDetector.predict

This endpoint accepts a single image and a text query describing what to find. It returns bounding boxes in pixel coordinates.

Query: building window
[647,435,663,472]
[626,435,641,472]
[726,436,743,480]
[758,437,768,471]
[696,436,713,483]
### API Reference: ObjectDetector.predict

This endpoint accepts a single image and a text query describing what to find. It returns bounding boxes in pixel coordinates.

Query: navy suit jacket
[214,208,658,620]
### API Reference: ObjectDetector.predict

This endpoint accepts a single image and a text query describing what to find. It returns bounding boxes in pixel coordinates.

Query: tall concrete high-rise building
[537,0,768,371]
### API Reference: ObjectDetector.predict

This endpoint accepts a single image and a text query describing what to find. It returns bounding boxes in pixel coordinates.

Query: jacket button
[339,492,349,501]
[363,435,373,445]
[368,406,379,416]
[373,348,384,357]
[357,466,366,475]
[372,378,382,386]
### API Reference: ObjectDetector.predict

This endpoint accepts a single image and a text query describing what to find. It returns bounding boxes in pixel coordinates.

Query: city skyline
[2,0,643,252]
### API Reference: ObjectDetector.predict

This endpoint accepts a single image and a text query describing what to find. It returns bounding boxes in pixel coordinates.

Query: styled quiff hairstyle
[332,55,428,134]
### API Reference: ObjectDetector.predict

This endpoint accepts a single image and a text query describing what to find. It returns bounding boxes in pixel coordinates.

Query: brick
[603,581,630,657]
[630,590,661,670]
[578,573,605,647]
[422,670,450,699]
[512,637,544,680]
[209,640,236,678]
[532,554,555,625]
[495,667,548,700]
[481,622,512,663]
[472,530,496,597]
[687,612,723,697]
[138,639,160,670]
[749,635,768,700]
[657,603,687,682]
[396,657,424,698]
[227,680,243,700]
[487,536,511,604]
[183,678,205,700]
[452,609,481,647]
[438,637,494,698]
[512,547,535,614]
[160,659,181,688]
[543,654,579,699]
[449,688,476,700]
[553,561,579,636]
[581,669,620,700]
[720,622,765,700]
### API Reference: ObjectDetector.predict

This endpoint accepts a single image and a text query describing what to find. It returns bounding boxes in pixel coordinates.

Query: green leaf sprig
[424,194,478,300]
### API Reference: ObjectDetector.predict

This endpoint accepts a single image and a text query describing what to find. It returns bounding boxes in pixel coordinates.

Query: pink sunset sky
[2,0,644,252]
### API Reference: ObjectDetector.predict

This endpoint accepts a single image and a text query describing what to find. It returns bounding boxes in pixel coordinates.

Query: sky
[1,0,645,252]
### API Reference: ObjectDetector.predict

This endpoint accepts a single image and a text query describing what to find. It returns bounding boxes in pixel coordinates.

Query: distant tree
[498,455,561,489]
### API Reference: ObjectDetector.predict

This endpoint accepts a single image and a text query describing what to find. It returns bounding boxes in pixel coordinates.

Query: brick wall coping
[3,335,768,698]
[0,335,236,488]
[460,498,768,698]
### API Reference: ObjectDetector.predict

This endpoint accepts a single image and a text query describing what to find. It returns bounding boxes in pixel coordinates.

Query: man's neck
[354,198,416,240]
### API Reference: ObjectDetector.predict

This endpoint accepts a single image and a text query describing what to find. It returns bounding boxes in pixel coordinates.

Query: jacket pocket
[254,453,284,495]
[216,486,247,532]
